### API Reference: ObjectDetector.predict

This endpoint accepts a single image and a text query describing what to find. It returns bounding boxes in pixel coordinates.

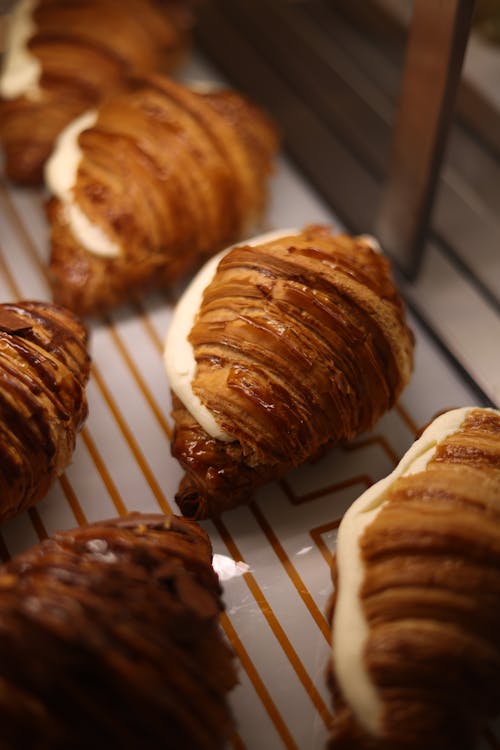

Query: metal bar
[375,0,476,278]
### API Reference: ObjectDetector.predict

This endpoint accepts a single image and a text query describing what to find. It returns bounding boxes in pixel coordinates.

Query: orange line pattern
[80,428,128,517]
[310,521,342,569]
[343,434,400,466]
[89,364,173,516]
[27,507,48,540]
[57,474,88,526]
[250,501,331,642]
[104,317,173,440]
[220,612,298,750]
[214,517,334,731]
[395,402,419,436]
[280,474,373,505]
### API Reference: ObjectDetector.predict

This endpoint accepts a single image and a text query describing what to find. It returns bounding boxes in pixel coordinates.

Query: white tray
[0,53,497,750]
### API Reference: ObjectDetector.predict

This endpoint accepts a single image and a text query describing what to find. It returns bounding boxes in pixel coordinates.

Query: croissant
[45,75,279,315]
[0,300,89,521]
[164,225,414,518]
[0,512,237,749]
[0,0,194,184]
[328,406,500,750]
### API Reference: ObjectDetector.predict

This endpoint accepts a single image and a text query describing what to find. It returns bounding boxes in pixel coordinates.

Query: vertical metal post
[375,0,475,278]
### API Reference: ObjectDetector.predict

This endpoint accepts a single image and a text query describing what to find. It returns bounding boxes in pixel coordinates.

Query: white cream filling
[0,0,41,100]
[164,228,298,441]
[45,110,121,258]
[356,234,381,253]
[332,406,482,736]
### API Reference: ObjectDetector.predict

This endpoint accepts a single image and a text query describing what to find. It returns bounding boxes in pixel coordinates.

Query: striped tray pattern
[0,147,497,749]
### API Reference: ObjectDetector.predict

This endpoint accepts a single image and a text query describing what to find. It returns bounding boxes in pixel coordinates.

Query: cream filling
[0,0,41,100]
[164,228,298,441]
[332,406,479,736]
[357,234,381,253]
[45,110,121,258]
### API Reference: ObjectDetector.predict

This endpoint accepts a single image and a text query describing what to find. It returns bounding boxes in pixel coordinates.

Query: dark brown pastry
[0,300,90,521]
[46,75,279,315]
[328,406,500,750]
[0,512,237,749]
[0,0,194,184]
[168,225,414,518]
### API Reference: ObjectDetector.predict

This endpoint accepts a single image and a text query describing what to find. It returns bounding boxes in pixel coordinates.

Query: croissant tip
[176,494,206,520]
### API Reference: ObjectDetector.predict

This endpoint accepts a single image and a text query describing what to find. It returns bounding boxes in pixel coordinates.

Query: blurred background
[193,0,500,407]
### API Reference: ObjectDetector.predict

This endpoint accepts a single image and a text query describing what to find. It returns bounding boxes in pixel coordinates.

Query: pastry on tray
[0,512,237,749]
[0,0,194,184]
[328,406,500,750]
[164,225,414,519]
[45,75,279,315]
[0,300,90,522]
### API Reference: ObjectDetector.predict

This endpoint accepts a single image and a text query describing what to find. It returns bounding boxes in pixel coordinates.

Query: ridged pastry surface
[328,406,500,750]
[0,513,237,749]
[47,75,279,315]
[171,225,414,518]
[0,0,193,184]
[0,300,90,521]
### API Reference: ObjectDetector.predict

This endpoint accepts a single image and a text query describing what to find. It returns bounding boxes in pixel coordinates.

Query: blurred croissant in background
[0,0,195,184]
[0,300,89,521]
[0,513,237,748]
[329,406,500,750]
[45,75,279,315]
[165,225,414,519]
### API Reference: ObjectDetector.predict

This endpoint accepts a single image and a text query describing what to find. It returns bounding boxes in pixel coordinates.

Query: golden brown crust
[328,407,500,749]
[171,226,414,518]
[47,75,279,315]
[0,512,237,749]
[0,0,194,184]
[0,300,90,521]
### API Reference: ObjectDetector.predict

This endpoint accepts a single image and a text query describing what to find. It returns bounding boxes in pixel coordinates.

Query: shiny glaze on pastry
[46,75,279,315]
[328,406,500,750]
[0,0,194,184]
[169,225,414,518]
[0,300,90,521]
[165,228,296,442]
[0,512,237,748]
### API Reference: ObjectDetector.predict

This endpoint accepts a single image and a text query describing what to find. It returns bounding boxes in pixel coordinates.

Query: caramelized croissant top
[168,226,414,518]
[0,300,90,521]
[0,512,237,749]
[330,406,500,750]
[46,75,279,315]
[0,0,194,183]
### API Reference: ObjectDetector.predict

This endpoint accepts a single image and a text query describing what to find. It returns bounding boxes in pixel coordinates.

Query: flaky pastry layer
[0,300,90,520]
[0,512,237,749]
[171,225,414,518]
[0,0,194,183]
[328,407,500,750]
[47,75,279,314]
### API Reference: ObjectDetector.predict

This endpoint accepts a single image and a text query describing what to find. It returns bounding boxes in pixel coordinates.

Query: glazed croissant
[45,75,278,315]
[165,225,414,518]
[0,300,89,521]
[0,512,237,749]
[0,0,194,184]
[328,406,500,750]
